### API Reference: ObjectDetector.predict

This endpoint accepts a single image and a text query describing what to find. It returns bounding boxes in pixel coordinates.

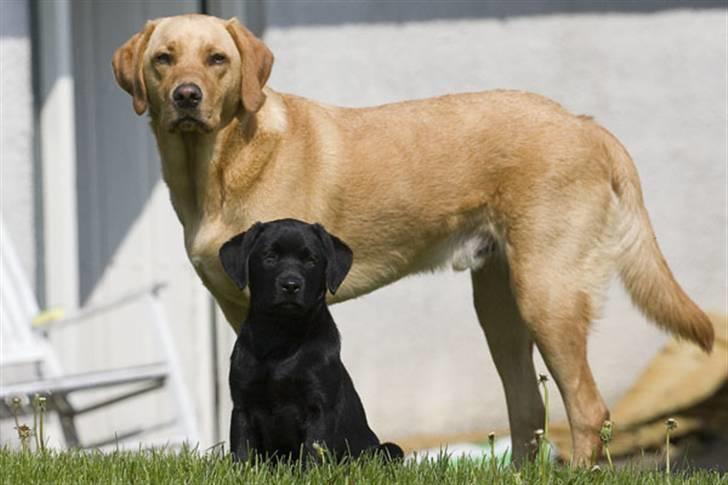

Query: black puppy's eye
[154,52,172,65]
[263,253,278,265]
[209,53,227,65]
[304,257,317,268]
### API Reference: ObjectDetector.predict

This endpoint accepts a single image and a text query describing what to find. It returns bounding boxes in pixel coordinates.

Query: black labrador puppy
[219,218,403,463]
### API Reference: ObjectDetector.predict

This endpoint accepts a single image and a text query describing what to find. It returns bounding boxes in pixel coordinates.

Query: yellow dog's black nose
[173,83,202,109]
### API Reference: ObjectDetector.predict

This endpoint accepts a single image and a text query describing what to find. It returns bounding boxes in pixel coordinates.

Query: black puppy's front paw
[377,442,404,461]
[231,448,249,464]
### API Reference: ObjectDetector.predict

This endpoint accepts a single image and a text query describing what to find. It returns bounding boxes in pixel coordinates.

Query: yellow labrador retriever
[112,14,713,464]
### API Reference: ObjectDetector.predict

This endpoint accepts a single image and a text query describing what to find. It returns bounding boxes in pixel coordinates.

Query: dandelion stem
[538,374,549,441]
[38,395,47,452]
[10,397,23,439]
[665,418,678,479]
[537,373,551,469]
[534,429,546,478]
[33,395,40,451]
[599,420,613,469]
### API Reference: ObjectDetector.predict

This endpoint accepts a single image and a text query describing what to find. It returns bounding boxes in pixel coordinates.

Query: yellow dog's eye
[154,52,172,65]
[209,53,227,65]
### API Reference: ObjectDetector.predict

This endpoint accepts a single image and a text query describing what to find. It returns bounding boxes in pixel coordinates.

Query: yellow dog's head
[112,14,273,133]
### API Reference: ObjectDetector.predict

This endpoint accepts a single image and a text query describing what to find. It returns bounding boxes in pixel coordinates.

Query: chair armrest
[31,307,67,326]
[33,282,167,332]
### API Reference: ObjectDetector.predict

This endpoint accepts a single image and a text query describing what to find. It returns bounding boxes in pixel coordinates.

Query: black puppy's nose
[173,83,202,109]
[281,280,301,294]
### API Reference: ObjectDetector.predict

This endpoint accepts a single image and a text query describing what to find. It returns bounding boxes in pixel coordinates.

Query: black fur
[220,218,403,463]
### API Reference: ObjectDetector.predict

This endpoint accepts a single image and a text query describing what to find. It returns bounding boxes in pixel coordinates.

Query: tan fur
[112,14,714,465]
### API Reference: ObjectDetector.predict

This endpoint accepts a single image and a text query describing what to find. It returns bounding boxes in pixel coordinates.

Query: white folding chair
[0,218,199,448]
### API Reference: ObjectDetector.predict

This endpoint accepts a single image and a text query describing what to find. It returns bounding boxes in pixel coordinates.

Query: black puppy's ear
[219,222,264,290]
[313,224,353,294]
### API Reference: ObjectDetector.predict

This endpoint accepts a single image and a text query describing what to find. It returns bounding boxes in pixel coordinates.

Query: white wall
[261,9,728,442]
[0,0,35,286]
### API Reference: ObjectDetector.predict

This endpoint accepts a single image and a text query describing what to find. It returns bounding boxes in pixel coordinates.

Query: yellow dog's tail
[604,128,714,352]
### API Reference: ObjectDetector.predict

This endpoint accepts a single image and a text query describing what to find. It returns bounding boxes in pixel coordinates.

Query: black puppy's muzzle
[275,271,305,304]
[281,280,301,294]
[272,273,306,314]
[172,83,202,110]
[277,273,304,297]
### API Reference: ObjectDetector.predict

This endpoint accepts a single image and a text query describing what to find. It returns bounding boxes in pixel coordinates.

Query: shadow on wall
[1,3,25,37]
[262,0,726,28]
[65,0,199,303]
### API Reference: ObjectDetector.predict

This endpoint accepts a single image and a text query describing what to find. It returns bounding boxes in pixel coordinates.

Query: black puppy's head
[219,219,353,316]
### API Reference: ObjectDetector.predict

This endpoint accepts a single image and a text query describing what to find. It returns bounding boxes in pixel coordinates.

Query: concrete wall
[0,0,35,286]
[260,7,727,442]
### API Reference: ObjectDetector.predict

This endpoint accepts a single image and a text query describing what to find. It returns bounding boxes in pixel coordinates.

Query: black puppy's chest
[232,354,317,409]
[230,342,330,445]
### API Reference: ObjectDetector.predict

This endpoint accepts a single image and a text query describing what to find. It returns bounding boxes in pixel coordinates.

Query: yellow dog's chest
[185,219,246,301]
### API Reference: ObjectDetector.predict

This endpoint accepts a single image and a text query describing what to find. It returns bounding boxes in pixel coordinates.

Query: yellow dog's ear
[225,18,274,113]
[112,20,157,115]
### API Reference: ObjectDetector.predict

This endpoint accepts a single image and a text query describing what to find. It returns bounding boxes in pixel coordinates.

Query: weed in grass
[536,372,554,470]
[10,395,33,453]
[665,418,678,478]
[10,393,50,453]
[488,431,496,475]
[312,440,328,462]
[32,393,47,452]
[534,428,548,480]
[16,424,32,452]
[10,396,24,439]
[538,373,550,441]
[513,470,523,484]
[32,396,39,450]
[600,419,614,469]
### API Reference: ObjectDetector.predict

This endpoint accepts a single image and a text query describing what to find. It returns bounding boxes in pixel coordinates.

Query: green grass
[1,446,725,485]
[4,391,723,483]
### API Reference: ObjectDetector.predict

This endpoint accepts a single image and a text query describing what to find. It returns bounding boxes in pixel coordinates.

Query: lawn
[1,446,725,485]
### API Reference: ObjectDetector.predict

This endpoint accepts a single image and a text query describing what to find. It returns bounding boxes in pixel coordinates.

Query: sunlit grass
[4,377,724,484]
[1,445,725,485]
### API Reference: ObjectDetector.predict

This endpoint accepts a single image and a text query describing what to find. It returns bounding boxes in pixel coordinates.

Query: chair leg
[52,394,80,448]
[148,292,200,444]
